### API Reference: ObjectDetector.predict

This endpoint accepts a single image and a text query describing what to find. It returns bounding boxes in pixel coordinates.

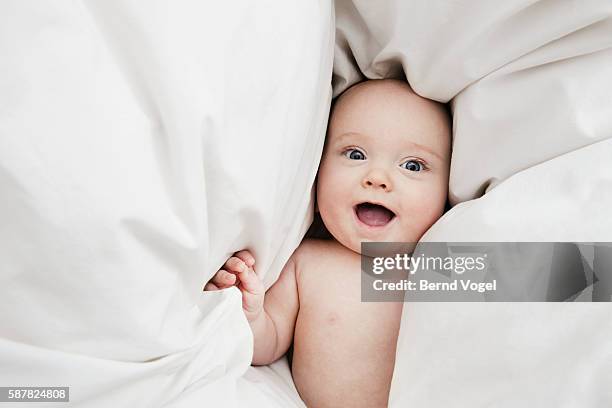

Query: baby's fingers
[204,282,219,291]
[237,266,265,297]
[224,258,262,295]
[224,256,250,273]
[203,270,236,291]
[234,250,255,267]
[211,269,237,287]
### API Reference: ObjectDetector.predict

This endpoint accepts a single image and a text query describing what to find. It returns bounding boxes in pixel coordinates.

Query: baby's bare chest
[295,257,399,343]
[291,252,402,404]
[297,256,363,326]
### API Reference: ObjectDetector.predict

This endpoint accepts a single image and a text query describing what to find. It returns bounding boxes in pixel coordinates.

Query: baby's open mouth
[354,202,396,227]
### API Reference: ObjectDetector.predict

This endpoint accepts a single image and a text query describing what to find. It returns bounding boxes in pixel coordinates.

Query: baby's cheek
[401,188,445,235]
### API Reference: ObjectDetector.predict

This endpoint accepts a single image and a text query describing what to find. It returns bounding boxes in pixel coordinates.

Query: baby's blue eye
[344,149,366,160]
[401,160,424,172]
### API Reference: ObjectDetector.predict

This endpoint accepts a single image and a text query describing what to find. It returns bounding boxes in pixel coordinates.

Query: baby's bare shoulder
[292,239,361,288]
[294,239,359,267]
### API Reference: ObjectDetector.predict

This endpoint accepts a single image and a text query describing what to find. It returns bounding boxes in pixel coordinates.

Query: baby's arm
[205,251,299,366]
[248,256,299,365]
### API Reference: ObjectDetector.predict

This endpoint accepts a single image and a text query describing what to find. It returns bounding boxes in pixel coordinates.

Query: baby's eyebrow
[335,131,444,161]
[404,140,444,161]
[335,132,367,143]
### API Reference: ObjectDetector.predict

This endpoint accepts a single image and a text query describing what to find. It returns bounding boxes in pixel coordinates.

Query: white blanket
[334,0,612,406]
[1,1,330,406]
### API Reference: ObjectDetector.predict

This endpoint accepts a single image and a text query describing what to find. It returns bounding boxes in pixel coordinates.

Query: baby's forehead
[331,80,447,126]
[328,80,451,157]
[332,80,414,113]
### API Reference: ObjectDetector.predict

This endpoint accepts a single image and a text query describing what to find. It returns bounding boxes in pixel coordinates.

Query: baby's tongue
[356,204,394,226]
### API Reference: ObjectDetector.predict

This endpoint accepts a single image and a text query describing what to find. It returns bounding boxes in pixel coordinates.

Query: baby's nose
[362,169,392,191]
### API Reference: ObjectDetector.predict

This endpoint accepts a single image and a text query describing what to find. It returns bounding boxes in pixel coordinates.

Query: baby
[205,79,451,407]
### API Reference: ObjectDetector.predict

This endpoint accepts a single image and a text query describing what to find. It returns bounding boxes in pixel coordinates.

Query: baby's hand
[204,250,264,322]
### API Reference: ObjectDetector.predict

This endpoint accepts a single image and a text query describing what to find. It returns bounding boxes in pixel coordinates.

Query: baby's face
[317,80,451,254]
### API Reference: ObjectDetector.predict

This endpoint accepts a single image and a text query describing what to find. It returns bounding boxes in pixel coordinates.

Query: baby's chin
[329,227,420,258]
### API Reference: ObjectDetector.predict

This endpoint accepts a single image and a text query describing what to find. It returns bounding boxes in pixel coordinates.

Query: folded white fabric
[0,1,332,406]
[334,0,612,406]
